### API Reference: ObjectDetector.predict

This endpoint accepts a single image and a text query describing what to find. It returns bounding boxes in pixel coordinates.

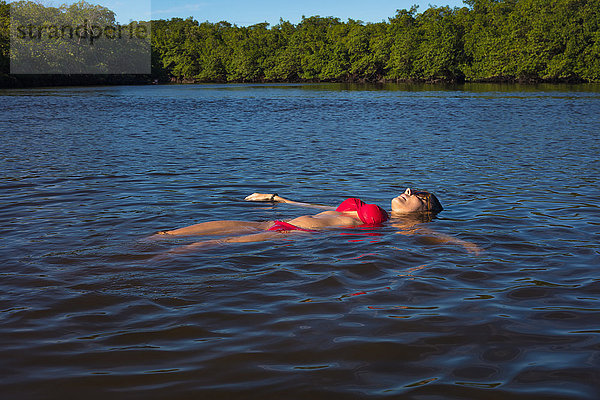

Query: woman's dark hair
[415,190,443,213]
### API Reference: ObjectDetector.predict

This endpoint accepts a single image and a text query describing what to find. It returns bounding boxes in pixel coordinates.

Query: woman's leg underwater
[151,231,284,260]
[178,231,283,252]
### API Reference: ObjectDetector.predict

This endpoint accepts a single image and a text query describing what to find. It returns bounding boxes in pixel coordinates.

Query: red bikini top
[336,198,389,225]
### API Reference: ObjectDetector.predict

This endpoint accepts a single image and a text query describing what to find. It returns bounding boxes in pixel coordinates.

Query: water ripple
[1,84,599,399]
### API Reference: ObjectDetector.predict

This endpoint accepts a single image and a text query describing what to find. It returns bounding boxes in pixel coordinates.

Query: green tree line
[2,0,600,86]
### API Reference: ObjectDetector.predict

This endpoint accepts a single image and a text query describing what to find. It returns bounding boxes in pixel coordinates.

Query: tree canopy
[149,0,600,83]
[2,0,600,86]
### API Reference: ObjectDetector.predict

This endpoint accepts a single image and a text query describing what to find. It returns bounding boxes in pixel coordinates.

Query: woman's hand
[446,236,483,255]
[462,241,483,256]
[244,193,277,202]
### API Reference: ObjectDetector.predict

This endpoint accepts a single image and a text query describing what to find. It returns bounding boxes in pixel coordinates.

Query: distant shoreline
[3,1,599,89]
[1,74,594,90]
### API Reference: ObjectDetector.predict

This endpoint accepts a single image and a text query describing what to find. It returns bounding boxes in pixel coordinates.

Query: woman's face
[391,188,427,213]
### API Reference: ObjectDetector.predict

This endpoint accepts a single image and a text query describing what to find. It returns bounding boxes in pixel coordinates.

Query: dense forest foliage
[2,0,600,87]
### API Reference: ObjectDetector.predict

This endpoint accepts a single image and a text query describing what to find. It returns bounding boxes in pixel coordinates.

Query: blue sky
[19,0,466,25]
[149,0,466,25]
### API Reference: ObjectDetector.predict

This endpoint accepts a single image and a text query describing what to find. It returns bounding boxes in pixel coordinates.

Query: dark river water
[1,83,599,399]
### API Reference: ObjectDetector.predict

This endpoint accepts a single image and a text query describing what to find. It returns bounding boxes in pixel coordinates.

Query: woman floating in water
[153,188,481,255]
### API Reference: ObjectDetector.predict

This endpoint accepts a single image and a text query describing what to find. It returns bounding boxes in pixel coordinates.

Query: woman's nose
[405,188,412,195]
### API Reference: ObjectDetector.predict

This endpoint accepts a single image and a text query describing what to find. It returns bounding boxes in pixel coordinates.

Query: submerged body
[160,197,388,236]
[163,209,364,237]
[283,209,362,230]
[153,189,479,256]
[267,210,363,232]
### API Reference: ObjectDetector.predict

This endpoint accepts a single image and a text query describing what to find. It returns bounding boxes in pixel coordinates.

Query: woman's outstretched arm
[417,230,483,255]
[392,222,482,255]
[245,193,335,210]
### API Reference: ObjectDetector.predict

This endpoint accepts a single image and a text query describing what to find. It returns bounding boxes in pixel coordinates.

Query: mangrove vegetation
[1,0,600,87]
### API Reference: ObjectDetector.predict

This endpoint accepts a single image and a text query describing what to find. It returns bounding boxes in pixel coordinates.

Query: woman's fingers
[244,193,272,201]
[244,193,261,201]
[464,242,483,256]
